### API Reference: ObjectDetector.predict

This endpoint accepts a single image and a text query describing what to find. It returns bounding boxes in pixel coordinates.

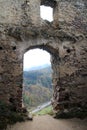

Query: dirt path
[7,115,87,130]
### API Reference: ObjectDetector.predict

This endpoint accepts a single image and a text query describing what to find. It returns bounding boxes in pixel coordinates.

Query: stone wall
[58,0,87,34]
[0,0,87,114]
[52,39,87,112]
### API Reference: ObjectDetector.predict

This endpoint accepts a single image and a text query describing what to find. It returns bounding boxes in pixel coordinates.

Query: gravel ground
[7,115,87,130]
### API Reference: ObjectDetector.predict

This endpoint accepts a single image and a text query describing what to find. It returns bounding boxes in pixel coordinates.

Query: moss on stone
[0,101,28,130]
[54,107,87,119]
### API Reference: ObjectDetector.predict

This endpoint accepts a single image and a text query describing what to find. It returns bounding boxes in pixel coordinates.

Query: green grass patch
[34,106,54,116]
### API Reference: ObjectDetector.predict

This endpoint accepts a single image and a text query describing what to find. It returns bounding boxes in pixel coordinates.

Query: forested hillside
[23,66,53,108]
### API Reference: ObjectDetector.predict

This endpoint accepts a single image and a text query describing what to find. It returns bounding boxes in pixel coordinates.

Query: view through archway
[23,48,53,114]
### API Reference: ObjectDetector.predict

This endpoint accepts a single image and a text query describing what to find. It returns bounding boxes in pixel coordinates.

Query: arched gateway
[0,0,87,116]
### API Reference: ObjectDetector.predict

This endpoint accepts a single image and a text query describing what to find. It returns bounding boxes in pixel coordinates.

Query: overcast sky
[40,5,53,22]
[23,6,53,70]
[23,49,51,70]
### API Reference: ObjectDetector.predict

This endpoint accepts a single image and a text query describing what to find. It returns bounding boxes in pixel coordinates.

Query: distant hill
[23,65,52,89]
[23,66,53,108]
[23,85,52,108]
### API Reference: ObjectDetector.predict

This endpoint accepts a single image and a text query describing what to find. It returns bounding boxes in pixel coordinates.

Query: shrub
[0,101,26,130]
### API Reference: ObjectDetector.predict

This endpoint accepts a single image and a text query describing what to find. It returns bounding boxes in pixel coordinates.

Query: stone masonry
[0,0,87,114]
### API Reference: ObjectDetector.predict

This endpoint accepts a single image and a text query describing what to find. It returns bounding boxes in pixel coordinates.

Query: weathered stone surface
[0,0,87,115]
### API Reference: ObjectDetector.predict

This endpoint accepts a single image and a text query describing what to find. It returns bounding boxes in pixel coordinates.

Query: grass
[34,106,54,116]
[34,105,87,119]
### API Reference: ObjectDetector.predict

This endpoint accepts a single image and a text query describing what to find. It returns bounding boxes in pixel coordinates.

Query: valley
[23,65,53,108]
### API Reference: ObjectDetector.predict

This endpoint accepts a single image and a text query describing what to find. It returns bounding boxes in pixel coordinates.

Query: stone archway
[23,47,52,108]
[0,31,87,115]
[22,44,60,112]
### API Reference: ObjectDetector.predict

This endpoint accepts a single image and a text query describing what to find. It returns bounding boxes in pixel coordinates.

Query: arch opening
[23,48,53,113]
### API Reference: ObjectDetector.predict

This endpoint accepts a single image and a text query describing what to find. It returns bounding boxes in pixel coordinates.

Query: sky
[40,5,53,22]
[23,6,53,70]
[23,49,51,70]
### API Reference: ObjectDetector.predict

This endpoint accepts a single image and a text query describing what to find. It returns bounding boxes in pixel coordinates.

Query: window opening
[40,5,53,22]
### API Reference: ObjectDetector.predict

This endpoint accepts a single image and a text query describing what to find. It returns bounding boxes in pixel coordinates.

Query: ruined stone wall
[59,0,87,34]
[51,0,87,112]
[0,34,23,110]
[0,0,87,113]
[52,39,87,112]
